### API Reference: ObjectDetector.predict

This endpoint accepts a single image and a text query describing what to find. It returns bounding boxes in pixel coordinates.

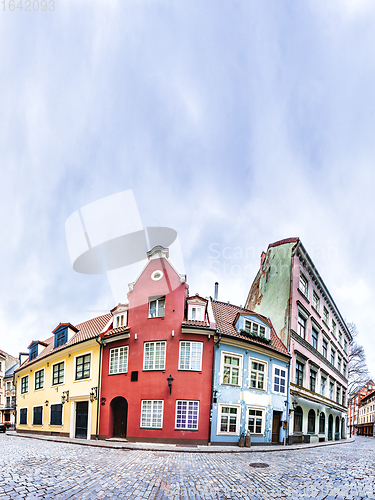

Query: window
[310,370,316,392]
[293,406,303,432]
[115,314,126,328]
[109,346,128,374]
[29,344,38,361]
[52,362,64,385]
[339,331,342,345]
[6,381,11,391]
[332,320,336,337]
[55,329,66,348]
[311,329,318,350]
[321,377,326,397]
[297,315,306,339]
[342,391,346,407]
[273,366,286,394]
[322,338,328,358]
[34,369,44,390]
[149,297,165,318]
[244,319,266,337]
[329,382,334,400]
[319,413,325,433]
[189,306,204,321]
[33,406,43,426]
[295,361,304,387]
[330,348,335,366]
[50,404,63,426]
[344,339,348,353]
[312,291,320,312]
[19,408,27,425]
[218,405,240,435]
[175,400,199,430]
[179,342,202,371]
[337,356,342,373]
[336,387,341,404]
[140,400,163,428]
[247,408,265,434]
[21,376,28,394]
[343,362,347,377]
[307,409,315,433]
[250,360,266,390]
[6,397,10,408]
[323,307,329,325]
[299,273,308,297]
[222,354,242,386]
[143,342,166,370]
[75,354,91,380]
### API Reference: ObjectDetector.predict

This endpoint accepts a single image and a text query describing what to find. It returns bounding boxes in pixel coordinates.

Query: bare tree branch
[347,323,370,396]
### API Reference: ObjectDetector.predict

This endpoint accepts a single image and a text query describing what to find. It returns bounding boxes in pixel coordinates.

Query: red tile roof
[182,320,210,328]
[15,313,112,372]
[268,237,299,249]
[211,301,289,356]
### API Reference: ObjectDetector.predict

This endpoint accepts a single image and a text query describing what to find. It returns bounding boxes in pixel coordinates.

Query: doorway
[272,411,282,443]
[328,414,333,440]
[75,401,89,439]
[111,397,128,439]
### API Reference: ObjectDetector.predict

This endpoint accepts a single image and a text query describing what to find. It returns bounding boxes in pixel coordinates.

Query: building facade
[348,380,375,436]
[98,246,215,444]
[210,301,290,445]
[246,238,351,443]
[14,317,110,440]
[0,350,18,426]
[356,389,375,436]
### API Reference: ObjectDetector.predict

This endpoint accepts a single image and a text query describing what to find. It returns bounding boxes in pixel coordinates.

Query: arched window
[319,412,325,434]
[308,409,316,433]
[293,406,303,433]
[335,416,340,438]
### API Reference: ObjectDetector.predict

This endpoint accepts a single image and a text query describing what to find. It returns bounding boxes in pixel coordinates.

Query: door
[328,414,333,440]
[111,397,128,438]
[272,411,282,443]
[75,401,89,439]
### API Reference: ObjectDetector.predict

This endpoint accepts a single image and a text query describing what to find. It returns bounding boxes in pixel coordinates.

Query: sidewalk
[6,431,355,453]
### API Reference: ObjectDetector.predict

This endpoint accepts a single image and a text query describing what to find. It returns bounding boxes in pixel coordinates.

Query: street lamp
[61,391,69,405]
[90,387,98,403]
[167,374,174,395]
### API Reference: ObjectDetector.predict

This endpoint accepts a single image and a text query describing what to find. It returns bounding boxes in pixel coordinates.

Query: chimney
[260,251,266,267]
[214,282,219,301]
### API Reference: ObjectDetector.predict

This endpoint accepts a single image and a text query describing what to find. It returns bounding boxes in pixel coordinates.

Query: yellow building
[15,314,110,440]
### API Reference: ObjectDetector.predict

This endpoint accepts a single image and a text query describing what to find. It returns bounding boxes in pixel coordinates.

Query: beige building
[0,350,18,426]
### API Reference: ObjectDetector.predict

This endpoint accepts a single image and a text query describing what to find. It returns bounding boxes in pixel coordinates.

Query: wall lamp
[90,387,98,402]
[167,374,174,395]
[45,400,49,407]
[100,397,106,406]
[285,400,298,413]
[61,391,69,405]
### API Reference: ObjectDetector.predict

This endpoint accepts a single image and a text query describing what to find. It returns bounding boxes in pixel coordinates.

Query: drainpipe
[285,361,291,445]
[95,336,104,440]
[208,332,221,444]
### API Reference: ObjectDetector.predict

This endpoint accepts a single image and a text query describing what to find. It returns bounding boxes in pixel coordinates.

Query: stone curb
[6,431,356,454]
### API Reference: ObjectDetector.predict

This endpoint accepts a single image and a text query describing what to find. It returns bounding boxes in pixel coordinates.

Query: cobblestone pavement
[0,435,374,500]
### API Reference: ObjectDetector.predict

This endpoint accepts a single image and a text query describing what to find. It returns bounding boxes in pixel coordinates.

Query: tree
[347,322,370,396]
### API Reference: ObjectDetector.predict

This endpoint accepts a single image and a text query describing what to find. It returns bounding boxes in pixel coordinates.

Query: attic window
[29,344,38,361]
[188,306,204,321]
[151,270,163,281]
[115,314,126,328]
[149,296,165,318]
[55,330,67,348]
[244,319,265,338]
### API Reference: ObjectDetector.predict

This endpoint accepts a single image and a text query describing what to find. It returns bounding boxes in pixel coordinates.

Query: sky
[1,0,375,374]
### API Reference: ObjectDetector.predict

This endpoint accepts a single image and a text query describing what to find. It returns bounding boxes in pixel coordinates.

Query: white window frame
[312,290,320,312]
[143,341,166,371]
[51,360,65,386]
[74,352,92,381]
[114,312,127,328]
[297,314,307,339]
[273,364,286,395]
[332,320,337,337]
[243,319,266,337]
[217,404,241,436]
[148,296,165,318]
[323,307,329,325]
[140,400,164,429]
[247,406,266,435]
[178,342,203,371]
[34,368,45,391]
[320,376,326,397]
[188,305,205,321]
[175,400,199,430]
[299,272,309,297]
[19,406,28,425]
[220,351,243,387]
[50,402,64,426]
[109,346,129,374]
[249,358,268,391]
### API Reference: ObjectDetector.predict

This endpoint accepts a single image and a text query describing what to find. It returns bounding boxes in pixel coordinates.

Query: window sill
[221,383,242,388]
[297,288,310,303]
[108,372,128,376]
[73,378,92,383]
[139,427,163,430]
[174,428,199,431]
[148,316,165,319]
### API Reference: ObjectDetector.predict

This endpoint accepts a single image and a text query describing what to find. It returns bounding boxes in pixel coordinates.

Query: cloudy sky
[1,1,375,374]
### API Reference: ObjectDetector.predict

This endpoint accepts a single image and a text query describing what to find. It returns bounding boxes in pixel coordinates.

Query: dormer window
[149,296,165,318]
[29,344,38,361]
[55,329,67,348]
[244,319,265,337]
[189,306,204,321]
[114,313,127,328]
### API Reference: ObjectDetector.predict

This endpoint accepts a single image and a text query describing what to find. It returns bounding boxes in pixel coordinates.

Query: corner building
[98,246,215,444]
[246,238,351,444]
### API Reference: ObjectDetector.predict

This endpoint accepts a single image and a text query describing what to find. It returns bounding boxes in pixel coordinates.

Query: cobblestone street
[0,435,374,499]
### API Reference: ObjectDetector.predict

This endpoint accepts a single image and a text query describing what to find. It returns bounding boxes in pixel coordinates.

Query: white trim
[109,345,129,374]
[32,404,44,426]
[140,399,164,429]
[178,341,203,371]
[49,402,64,427]
[220,351,243,387]
[272,364,287,395]
[151,270,163,281]
[19,406,28,425]
[143,341,166,371]
[51,360,66,386]
[34,368,45,391]
[249,357,268,391]
[20,374,29,394]
[246,406,266,435]
[217,403,241,436]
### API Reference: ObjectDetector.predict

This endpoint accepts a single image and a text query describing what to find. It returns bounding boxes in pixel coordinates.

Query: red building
[98,246,215,444]
[347,380,375,436]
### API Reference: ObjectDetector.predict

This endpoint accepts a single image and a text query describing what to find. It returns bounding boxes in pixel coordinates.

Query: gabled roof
[211,300,289,356]
[15,313,112,372]
[27,340,49,349]
[4,362,19,378]
[52,322,79,334]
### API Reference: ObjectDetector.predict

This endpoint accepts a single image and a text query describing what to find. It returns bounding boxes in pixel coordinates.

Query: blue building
[210,300,290,445]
